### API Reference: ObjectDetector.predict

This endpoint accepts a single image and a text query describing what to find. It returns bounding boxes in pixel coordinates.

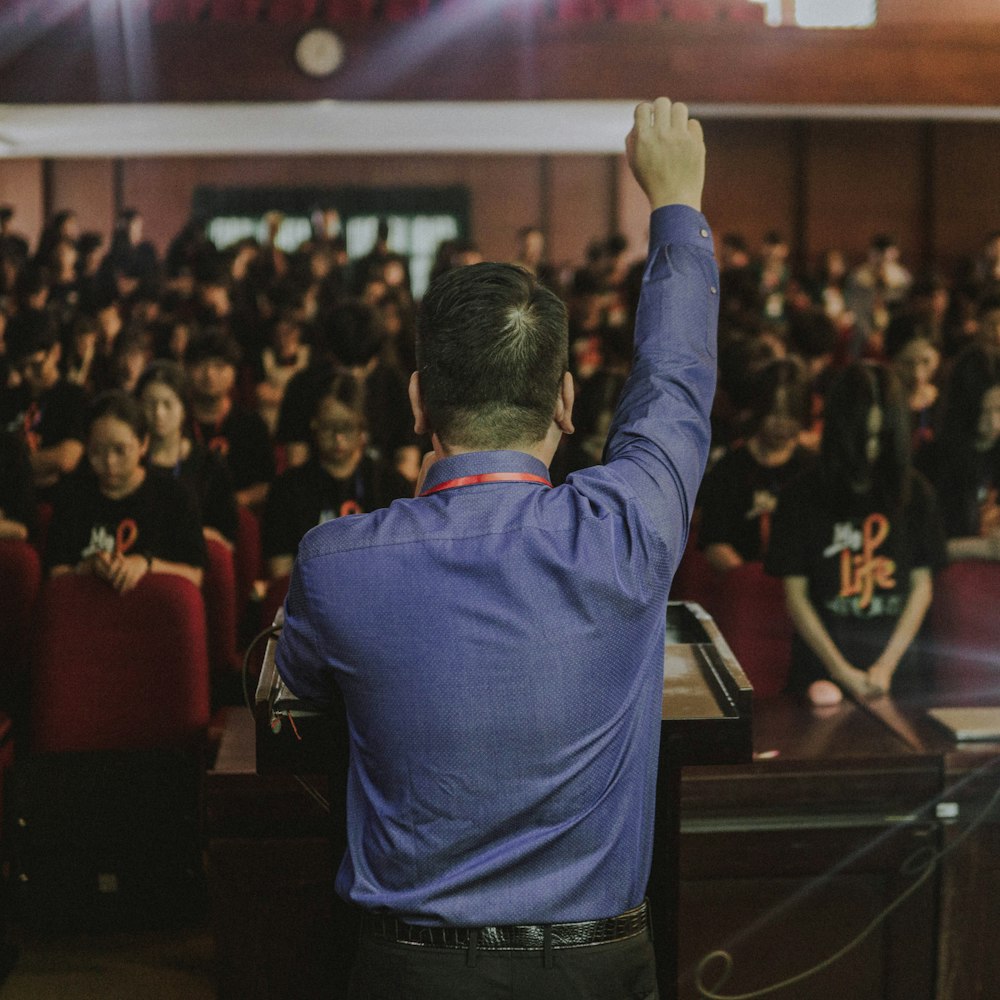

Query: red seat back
[203,537,241,676]
[234,505,263,612]
[930,561,1000,704]
[31,574,210,752]
[711,562,793,698]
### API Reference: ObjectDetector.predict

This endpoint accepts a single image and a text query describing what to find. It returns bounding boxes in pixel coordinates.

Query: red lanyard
[419,472,551,497]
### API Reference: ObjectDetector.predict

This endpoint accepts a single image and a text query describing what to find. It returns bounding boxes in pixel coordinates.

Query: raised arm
[602,99,719,550]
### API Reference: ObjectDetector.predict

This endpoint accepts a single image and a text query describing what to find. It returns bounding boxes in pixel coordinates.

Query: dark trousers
[346,927,659,1000]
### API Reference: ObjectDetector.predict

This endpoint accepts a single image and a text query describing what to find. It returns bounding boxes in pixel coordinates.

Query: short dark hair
[746,357,812,434]
[185,327,242,368]
[5,308,59,367]
[416,262,568,450]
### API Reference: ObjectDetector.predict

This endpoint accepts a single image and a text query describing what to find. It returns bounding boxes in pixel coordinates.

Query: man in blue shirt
[276,97,718,999]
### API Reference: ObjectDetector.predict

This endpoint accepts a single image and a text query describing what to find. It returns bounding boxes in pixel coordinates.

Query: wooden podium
[252,601,753,998]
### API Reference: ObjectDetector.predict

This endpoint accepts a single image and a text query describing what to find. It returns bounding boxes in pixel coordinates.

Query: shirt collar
[420,450,551,495]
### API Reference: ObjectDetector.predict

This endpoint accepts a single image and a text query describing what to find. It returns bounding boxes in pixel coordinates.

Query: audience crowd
[2,199,1000,722]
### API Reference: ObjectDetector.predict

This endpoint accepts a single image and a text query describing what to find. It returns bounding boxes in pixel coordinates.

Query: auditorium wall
[6,117,999,277]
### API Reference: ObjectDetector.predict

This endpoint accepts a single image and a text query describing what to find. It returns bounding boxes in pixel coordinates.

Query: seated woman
[698,357,814,573]
[136,360,238,547]
[261,374,410,580]
[46,390,205,592]
[883,314,942,459]
[918,344,1000,561]
[765,362,947,706]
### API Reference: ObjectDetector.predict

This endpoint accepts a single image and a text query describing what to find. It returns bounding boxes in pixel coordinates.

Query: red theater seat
[382,0,429,19]
[209,0,264,19]
[31,574,210,753]
[0,539,43,714]
[670,537,720,617]
[323,0,377,18]
[234,505,263,613]
[609,0,663,20]
[203,536,241,676]
[711,562,793,698]
[664,0,717,21]
[556,0,608,20]
[930,561,1000,705]
[265,0,319,20]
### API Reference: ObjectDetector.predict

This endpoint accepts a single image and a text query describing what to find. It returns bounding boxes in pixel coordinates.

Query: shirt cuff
[648,204,714,255]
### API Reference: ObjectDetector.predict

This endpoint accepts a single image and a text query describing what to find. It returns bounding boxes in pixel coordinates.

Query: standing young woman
[765,362,947,705]
[46,390,205,591]
[137,360,238,547]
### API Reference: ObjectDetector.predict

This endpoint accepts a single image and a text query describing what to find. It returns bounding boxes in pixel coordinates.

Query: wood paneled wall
[4,118,999,278]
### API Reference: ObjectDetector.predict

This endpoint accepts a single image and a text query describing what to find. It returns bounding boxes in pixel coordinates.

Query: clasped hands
[79,549,149,593]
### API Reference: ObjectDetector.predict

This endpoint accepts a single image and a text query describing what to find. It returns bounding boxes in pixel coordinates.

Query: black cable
[694,752,1000,999]
[241,623,282,717]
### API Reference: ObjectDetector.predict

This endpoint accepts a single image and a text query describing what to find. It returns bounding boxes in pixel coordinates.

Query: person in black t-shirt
[698,358,815,571]
[0,429,36,541]
[47,391,205,591]
[137,360,238,546]
[766,362,947,706]
[262,374,409,579]
[1,309,86,499]
[185,328,274,509]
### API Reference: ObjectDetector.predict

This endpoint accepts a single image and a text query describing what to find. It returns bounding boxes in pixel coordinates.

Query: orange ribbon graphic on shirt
[339,499,363,517]
[838,512,896,611]
[115,519,139,556]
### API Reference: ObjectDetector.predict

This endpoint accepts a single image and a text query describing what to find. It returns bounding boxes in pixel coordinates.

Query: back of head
[417,262,568,451]
[821,361,909,502]
[5,308,58,367]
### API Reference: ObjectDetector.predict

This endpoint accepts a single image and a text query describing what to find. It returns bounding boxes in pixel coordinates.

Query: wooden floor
[0,923,216,999]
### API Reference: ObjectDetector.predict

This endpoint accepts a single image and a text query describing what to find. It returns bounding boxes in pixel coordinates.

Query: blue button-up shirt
[276,204,718,926]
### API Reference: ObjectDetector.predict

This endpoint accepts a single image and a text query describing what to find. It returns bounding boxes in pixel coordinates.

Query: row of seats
[671,541,1000,704]
[1,0,764,25]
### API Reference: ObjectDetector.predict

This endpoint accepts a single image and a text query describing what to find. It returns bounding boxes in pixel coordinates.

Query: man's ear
[408,371,428,436]
[554,371,575,435]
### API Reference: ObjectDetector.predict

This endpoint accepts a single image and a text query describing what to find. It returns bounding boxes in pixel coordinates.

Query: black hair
[184,327,242,368]
[820,362,910,504]
[746,357,812,435]
[136,359,192,417]
[883,314,935,361]
[5,308,59,366]
[324,300,383,368]
[417,262,568,450]
[314,373,368,430]
[786,307,837,360]
[88,389,149,441]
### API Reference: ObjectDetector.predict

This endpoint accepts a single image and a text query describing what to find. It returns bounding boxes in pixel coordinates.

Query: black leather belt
[360,900,650,951]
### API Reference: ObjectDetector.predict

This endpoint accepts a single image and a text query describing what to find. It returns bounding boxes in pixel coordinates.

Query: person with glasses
[261,373,409,580]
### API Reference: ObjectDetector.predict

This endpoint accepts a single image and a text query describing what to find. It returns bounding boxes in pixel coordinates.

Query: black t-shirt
[192,405,275,494]
[918,438,1000,541]
[697,444,814,562]
[0,430,37,537]
[1,378,88,454]
[765,468,947,687]
[45,466,206,571]
[152,440,239,544]
[261,454,409,562]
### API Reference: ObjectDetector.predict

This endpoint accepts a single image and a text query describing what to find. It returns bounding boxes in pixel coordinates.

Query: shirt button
[700,228,709,238]
[710,286,718,294]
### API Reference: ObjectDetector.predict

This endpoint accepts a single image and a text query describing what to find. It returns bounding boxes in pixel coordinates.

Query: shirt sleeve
[601,205,719,552]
